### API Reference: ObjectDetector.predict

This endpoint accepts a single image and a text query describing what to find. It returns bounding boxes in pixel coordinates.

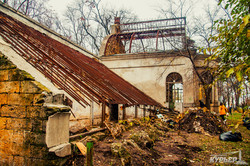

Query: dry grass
[190,114,250,165]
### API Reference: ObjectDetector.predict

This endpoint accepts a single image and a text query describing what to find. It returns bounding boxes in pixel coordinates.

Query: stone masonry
[0,54,69,165]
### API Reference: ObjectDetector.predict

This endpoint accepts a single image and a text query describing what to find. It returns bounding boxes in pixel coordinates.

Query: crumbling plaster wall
[102,53,196,112]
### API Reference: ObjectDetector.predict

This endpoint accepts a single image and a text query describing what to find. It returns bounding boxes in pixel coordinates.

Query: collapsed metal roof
[0,7,162,108]
[101,17,187,56]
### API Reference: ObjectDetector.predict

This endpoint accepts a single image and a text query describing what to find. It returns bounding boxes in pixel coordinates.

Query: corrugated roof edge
[0,2,99,59]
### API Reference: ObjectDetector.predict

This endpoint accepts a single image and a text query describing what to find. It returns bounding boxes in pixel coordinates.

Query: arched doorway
[166,72,183,112]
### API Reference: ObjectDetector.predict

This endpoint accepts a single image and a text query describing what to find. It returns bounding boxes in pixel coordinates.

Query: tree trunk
[204,87,212,109]
[235,91,240,107]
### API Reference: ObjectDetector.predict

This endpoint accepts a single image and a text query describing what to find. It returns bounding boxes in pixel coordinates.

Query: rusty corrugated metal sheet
[0,10,162,108]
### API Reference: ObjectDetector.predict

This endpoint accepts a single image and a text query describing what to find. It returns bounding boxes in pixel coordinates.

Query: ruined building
[100,17,219,113]
[0,3,161,165]
[0,3,219,165]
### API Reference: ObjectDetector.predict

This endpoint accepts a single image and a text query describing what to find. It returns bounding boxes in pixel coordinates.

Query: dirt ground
[64,112,250,166]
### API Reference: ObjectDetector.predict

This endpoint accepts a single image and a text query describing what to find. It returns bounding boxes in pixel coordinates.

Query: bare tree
[1,0,62,30]
[193,5,221,49]
[156,0,216,108]
[156,0,246,109]
[63,0,137,54]
[157,0,196,38]
[218,75,249,109]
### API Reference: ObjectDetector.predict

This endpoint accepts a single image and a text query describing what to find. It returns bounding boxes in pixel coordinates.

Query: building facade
[100,18,219,113]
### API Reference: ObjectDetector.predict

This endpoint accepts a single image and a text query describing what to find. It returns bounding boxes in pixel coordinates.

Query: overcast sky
[48,0,217,20]
[48,0,162,20]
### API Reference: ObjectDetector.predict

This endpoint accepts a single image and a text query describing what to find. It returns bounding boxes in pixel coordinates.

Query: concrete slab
[46,112,70,148]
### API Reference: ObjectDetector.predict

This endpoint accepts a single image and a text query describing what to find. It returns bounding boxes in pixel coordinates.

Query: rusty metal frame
[120,17,186,32]
[0,11,162,108]
[104,17,187,55]
[129,32,135,53]
[156,30,159,51]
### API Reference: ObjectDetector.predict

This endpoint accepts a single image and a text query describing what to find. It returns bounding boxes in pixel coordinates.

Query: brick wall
[0,54,65,165]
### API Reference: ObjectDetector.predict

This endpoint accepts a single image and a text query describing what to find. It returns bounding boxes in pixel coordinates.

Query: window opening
[166,73,183,110]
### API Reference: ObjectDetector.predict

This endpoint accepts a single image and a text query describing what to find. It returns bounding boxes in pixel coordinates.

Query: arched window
[166,72,183,103]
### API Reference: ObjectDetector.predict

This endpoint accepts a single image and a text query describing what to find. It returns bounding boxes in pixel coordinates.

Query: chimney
[114,17,120,24]
[111,17,121,34]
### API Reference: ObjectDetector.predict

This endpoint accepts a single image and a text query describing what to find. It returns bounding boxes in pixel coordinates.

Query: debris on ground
[219,131,243,142]
[104,122,126,139]
[179,109,226,135]
[155,111,177,129]
[64,109,249,165]
[64,114,205,166]
[243,117,250,130]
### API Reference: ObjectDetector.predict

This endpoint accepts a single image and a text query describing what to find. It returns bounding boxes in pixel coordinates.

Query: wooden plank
[75,142,87,156]
[69,127,106,140]
[123,104,126,120]
[135,105,138,118]
[104,122,116,139]
[101,102,106,127]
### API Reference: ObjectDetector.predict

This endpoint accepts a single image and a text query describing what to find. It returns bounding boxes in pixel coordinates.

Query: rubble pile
[179,109,226,135]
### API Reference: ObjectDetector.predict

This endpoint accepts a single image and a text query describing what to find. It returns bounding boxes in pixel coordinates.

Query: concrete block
[8,69,20,81]
[8,69,34,81]
[25,119,45,132]
[13,156,25,166]
[46,112,70,148]
[33,94,46,105]
[49,143,71,157]
[28,145,47,158]
[12,142,24,156]
[44,104,71,117]
[0,129,12,143]
[12,131,24,145]
[0,81,20,93]
[0,135,14,155]
[52,94,65,105]
[0,154,13,165]
[8,93,34,105]
[26,106,46,118]
[69,120,87,134]
[6,118,26,130]
[30,119,43,132]
[0,117,7,129]
[1,105,26,118]
[0,70,9,81]
[20,81,40,93]
[0,94,8,105]
[24,131,45,145]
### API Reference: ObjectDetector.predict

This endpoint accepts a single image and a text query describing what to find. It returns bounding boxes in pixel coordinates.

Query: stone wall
[0,54,66,165]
